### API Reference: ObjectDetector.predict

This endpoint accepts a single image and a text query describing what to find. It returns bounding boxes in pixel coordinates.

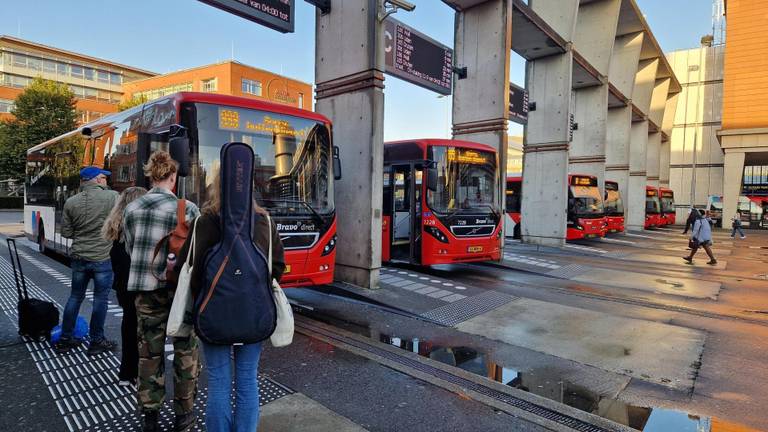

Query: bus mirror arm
[333,146,342,180]
[169,137,191,177]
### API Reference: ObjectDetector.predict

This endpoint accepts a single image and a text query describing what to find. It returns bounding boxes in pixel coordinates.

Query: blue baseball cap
[80,166,111,181]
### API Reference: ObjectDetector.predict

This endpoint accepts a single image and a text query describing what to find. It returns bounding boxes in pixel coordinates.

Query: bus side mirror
[427,168,438,191]
[333,146,342,180]
[169,137,191,177]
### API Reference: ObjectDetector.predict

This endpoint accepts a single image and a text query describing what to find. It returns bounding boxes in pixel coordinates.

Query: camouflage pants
[135,289,199,414]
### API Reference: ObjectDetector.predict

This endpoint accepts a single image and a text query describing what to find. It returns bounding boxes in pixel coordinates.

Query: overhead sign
[384,18,453,95]
[198,0,295,33]
[508,82,528,125]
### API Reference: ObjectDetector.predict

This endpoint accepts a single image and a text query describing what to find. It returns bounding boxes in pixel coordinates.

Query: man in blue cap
[54,166,119,355]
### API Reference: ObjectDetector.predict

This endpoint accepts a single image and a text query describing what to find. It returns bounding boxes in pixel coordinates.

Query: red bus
[645,186,662,229]
[382,139,502,265]
[659,187,675,225]
[25,92,340,287]
[604,180,625,233]
[505,174,606,241]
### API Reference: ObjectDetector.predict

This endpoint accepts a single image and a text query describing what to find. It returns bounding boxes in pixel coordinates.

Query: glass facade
[2,50,124,85]
[742,165,768,196]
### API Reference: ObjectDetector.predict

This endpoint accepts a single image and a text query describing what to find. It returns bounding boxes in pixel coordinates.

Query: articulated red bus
[382,139,502,265]
[644,186,662,229]
[604,180,625,233]
[25,92,339,287]
[505,174,606,241]
[659,187,675,225]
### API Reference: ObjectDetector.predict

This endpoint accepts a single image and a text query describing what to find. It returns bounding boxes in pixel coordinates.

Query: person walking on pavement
[54,167,118,355]
[123,151,200,432]
[730,213,746,239]
[682,207,697,234]
[684,209,718,265]
[176,162,285,432]
[101,186,147,387]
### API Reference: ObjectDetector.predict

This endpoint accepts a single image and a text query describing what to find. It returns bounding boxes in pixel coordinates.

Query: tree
[0,77,77,180]
[117,94,148,112]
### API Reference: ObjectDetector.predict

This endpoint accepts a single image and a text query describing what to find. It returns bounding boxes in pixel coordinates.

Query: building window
[0,99,14,113]
[202,78,218,92]
[11,53,26,68]
[134,82,193,102]
[298,93,304,109]
[110,73,122,85]
[242,78,262,96]
[43,60,56,74]
[70,65,84,78]
[83,68,95,81]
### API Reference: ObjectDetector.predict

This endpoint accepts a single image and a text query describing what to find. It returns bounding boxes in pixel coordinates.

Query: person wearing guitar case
[123,151,200,432]
[176,144,284,432]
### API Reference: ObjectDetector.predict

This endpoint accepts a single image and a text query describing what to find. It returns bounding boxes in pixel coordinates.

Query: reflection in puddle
[379,334,723,432]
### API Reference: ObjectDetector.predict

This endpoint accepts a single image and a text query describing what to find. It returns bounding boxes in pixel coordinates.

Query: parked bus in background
[604,180,625,233]
[381,139,502,265]
[659,187,675,226]
[505,176,522,239]
[645,186,662,229]
[25,92,340,287]
[504,174,606,241]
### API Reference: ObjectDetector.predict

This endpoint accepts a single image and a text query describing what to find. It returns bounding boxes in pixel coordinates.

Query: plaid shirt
[123,187,200,292]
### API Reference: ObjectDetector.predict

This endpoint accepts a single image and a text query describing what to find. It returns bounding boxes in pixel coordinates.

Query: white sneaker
[741,236,746,239]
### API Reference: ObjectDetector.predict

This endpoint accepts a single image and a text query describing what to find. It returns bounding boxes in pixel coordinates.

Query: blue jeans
[61,258,113,342]
[203,342,263,432]
[731,226,745,237]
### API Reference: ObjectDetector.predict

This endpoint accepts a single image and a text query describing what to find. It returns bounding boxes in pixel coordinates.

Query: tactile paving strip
[420,291,518,327]
[546,264,591,280]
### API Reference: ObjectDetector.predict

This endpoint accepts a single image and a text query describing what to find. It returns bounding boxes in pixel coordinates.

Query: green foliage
[118,94,148,112]
[0,77,77,180]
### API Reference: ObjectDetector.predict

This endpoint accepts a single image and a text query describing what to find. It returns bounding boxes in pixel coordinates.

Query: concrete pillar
[627,120,649,230]
[606,106,632,207]
[573,0,622,74]
[646,132,661,187]
[569,84,609,192]
[660,92,680,188]
[723,151,745,225]
[522,51,573,246]
[659,138,671,187]
[315,0,384,288]
[452,0,512,195]
[609,33,644,98]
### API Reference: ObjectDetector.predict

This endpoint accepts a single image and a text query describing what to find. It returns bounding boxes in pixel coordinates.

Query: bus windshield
[190,103,333,216]
[646,195,661,214]
[604,188,624,215]
[661,196,675,213]
[428,146,499,216]
[570,185,604,216]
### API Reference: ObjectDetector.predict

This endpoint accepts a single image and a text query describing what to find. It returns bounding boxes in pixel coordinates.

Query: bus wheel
[37,226,46,254]
[513,224,521,240]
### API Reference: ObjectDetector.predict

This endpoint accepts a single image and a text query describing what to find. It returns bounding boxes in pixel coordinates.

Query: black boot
[174,412,196,432]
[142,410,160,432]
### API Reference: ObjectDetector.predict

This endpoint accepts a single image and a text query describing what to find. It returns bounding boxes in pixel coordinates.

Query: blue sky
[1,0,711,140]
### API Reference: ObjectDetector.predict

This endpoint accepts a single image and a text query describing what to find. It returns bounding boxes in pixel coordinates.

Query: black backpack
[194,142,276,345]
[7,239,59,341]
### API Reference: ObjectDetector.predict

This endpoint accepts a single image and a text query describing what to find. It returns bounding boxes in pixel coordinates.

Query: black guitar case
[194,142,276,345]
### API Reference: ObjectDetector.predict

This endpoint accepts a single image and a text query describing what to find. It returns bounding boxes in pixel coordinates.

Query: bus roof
[646,185,659,191]
[385,138,497,154]
[27,92,331,155]
[659,186,673,193]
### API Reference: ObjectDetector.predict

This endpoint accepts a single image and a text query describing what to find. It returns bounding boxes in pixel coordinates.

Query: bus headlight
[321,235,337,256]
[425,226,449,243]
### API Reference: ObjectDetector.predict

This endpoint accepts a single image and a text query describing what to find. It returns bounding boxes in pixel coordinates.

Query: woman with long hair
[177,162,285,432]
[101,186,147,386]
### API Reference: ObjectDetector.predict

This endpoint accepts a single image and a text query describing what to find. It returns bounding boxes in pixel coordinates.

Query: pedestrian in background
[730,213,746,239]
[54,167,118,355]
[684,209,718,265]
[101,186,147,387]
[123,151,200,432]
[177,162,285,432]
[682,207,697,234]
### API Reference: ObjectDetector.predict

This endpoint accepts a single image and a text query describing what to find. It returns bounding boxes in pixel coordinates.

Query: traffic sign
[198,0,295,33]
[384,18,453,96]
[508,82,528,125]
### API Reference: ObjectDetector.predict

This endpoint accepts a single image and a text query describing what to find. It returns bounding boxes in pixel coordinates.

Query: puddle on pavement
[378,333,723,432]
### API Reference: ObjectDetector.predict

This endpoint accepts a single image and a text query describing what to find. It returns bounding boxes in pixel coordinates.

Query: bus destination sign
[198,0,295,33]
[384,18,453,96]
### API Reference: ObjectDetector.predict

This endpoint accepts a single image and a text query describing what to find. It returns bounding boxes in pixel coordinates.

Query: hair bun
[143,150,178,183]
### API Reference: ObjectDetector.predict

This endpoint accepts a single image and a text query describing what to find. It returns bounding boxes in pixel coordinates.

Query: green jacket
[62,183,118,261]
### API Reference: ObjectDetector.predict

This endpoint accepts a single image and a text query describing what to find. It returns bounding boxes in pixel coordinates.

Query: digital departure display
[218,108,312,139]
[198,0,294,33]
[384,18,453,95]
[571,176,596,187]
[509,82,529,125]
[446,149,493,165]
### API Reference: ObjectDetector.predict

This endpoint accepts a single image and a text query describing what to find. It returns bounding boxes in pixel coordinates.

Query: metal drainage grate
[420,291,517,326]
[298,319,620,432]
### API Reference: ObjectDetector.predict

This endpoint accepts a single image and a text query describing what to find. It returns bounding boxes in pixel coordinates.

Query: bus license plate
[284,265,291,274]
[467,246,483,253]
[585,234,596,239]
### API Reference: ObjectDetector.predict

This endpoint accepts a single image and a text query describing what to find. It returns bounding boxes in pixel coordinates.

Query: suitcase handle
[6,239,29,302]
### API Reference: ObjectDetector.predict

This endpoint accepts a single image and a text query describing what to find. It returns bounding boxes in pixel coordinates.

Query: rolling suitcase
[7,238,59,341]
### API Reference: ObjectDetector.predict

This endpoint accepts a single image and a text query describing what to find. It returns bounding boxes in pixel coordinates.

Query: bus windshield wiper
[262,199,324,223]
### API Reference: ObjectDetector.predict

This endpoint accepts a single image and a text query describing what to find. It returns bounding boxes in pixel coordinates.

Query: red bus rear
[382,139,502,266]
[645,186,662,228]
[659,187,675,225]
[604,180,625,233]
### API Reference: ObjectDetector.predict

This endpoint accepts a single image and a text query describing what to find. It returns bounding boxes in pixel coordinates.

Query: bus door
[385,163,422,264]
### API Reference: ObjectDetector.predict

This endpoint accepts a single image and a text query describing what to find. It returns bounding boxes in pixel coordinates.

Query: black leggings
[116,290,138,380]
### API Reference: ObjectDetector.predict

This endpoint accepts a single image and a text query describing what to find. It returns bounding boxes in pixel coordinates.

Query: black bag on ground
[194,142,276,345]
[7,239,59,341]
